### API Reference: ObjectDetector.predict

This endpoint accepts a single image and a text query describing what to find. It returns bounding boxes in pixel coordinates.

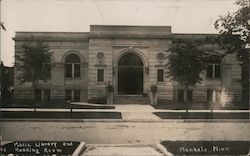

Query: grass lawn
[153,104,249,110]
[161,141,249,155]
[0,111,122,119]
[1,102,114,109]
[154,112,249,119]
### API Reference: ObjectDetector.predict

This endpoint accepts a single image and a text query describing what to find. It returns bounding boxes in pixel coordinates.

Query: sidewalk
[1,104,249,112]
[82,144,164,156]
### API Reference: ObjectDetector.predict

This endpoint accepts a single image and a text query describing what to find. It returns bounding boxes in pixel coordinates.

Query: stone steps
[114,95,150,104]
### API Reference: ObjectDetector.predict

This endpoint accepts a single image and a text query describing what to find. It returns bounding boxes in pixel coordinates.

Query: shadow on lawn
[153,103,249,110]
[1,100,114,109]
[1,111,122,119]
[154,112,249,119]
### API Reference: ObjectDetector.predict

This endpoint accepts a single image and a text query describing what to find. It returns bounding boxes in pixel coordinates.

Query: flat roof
[13,32,89,41]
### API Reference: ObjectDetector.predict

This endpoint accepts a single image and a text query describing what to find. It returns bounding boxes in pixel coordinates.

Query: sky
[0,0,238,67]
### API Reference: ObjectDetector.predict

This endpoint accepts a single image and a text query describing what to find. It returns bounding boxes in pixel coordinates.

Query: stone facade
[13,25,244,106]
[14,32,89,102]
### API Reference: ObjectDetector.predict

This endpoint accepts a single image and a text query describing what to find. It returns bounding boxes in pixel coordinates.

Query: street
[1,120,249,145]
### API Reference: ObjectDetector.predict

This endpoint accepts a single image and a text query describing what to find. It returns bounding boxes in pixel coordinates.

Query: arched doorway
[118,53,143,95]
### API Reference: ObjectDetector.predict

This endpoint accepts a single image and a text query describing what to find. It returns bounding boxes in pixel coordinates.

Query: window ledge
[206,78,222,80]
[65,78,81,80]
[157,82,165,84]
[96,82,105,84]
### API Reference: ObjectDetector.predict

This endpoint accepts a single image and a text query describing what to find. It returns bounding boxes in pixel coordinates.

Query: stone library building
[13,25,243,106]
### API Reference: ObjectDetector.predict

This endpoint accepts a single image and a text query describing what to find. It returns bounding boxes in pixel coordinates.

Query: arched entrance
[118,53,143,95]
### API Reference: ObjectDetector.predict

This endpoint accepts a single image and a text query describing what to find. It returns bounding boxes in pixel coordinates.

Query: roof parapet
[13,32,89,42]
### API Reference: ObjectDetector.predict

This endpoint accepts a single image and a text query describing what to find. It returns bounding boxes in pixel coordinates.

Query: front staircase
[114,95,150,104]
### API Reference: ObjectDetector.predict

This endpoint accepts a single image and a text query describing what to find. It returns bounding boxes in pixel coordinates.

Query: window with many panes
[43,63,51,78]
[35,90,42,101]
[187,90,193,102]
[207,90,221,103]
[177,90,193,102]
[207,64,221,79]
[35,89,50,101]
[97,69,104,82]
[207,56,221,79]
[65,54,81,78]
[157,69,164,82]
[65,90,81,102]
[43,90,51,101]
[178,90,184,102]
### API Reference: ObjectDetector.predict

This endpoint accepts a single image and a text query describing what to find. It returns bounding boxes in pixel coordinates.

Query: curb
[156,143,173,156]
[0,118,249,123]
[1,108,249,113]
[72,142,86,156]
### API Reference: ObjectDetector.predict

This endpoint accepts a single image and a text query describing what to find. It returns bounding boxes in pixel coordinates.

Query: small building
[13,25,243,106]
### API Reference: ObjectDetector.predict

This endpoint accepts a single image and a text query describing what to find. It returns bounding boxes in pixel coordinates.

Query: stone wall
[13,26,244,106]
[87,25,173,102]
[13,32,89,102]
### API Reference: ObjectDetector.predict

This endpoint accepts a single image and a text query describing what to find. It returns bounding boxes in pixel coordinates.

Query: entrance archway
[118,53,143,95]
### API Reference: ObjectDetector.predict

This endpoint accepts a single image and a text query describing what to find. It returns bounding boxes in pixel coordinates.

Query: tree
[16,41,51,107]
[215,0,250,107]
[166,42,210,112]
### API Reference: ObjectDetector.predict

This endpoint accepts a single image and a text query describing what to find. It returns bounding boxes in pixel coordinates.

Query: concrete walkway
[82,144,164,156]
[115,105,161,120]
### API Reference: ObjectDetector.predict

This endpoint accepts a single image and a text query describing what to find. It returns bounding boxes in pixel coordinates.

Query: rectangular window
[215,65,221,78]
[74,64,80,78]
[97,69,104,82]
[65,90,81,102]
[35,90,42,101]
[178,90,184,102]
[43,64,51,78]
[65,64,72,78]
[207,65,213,78]
[207,64,221,79]
[35,89,50,101]
[65,90,72,101]
[187,90,193,102]
[73,90,80,102]
[178,90,192,102]
[207,90,213,102]
[44,90,50,101]
[207,90,221,103]
[157,69,164,82]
